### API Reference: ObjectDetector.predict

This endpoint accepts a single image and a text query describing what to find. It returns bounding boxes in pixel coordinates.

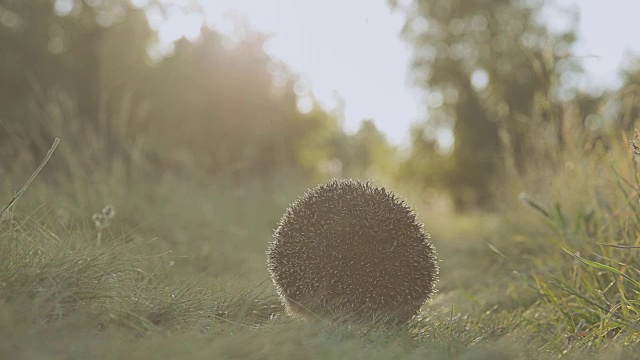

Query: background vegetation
[2,0,640,358]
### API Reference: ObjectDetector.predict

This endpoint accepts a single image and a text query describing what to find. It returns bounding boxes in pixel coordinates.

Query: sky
[560,1,640,90]
[151,0,640,146]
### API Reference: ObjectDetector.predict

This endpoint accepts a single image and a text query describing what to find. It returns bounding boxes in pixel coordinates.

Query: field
[2,123,640,360]
[4,1,640,358]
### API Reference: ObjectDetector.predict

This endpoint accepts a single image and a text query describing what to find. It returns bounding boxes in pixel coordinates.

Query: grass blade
[1,138,60,220]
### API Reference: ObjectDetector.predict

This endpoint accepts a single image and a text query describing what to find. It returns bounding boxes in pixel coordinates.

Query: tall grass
[1,95,289,347]
[4,92,640,359]
[515,131,640,353]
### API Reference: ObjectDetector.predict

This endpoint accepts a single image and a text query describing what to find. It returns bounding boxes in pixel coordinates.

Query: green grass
[3,127,640,359]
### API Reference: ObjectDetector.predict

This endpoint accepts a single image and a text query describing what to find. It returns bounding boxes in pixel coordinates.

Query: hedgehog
[267,179,438,325]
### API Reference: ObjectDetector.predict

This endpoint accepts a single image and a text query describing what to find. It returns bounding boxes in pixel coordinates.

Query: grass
[3,112,640,358]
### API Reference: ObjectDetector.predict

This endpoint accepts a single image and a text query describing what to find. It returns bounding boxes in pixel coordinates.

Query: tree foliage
[392,0,579,209]
[0,0,354,180]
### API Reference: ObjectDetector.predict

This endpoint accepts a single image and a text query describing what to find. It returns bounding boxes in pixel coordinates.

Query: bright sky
[149,0,640,146]
[558,1,640,90]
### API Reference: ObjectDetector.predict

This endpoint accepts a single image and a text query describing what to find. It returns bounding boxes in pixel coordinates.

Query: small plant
[92,205,116,243]
[267,179,439,325]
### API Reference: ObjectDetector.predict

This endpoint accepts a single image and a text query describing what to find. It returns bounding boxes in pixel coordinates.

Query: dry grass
[2,97,640,359]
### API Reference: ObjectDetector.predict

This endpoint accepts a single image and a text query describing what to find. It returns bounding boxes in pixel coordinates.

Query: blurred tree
[0,0,136,122]
[0,0,345,181]
[342,120,397,177]
[398,124,451,189]
[391,0,579,210]
[141,29,342,177]
[0,0,153,171]
[560,90,609,153]
[618,60,640,133]
[560,59,640,156]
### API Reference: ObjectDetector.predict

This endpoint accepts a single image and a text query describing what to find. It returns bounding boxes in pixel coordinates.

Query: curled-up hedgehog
[267,179,438,325]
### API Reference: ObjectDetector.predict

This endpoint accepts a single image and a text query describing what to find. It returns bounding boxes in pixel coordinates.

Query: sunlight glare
[199,0,423,146]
